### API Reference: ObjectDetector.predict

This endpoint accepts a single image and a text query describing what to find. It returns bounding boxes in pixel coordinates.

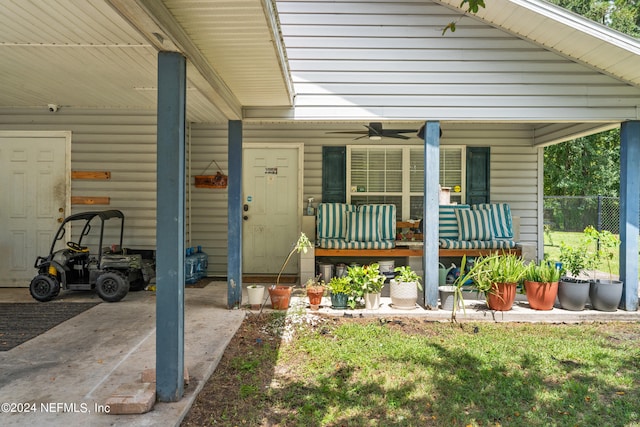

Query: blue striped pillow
[439,205,471,239]
[347,210,381,242]
[359,204,396,241]
[317,203,356,239]
[473,203,514,239]
[455,208,494,241]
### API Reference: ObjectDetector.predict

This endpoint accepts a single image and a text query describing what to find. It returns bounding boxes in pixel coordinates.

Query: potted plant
[326,276,352,309]
[471,253,526,311]
[390,265,422,309]
[557,229,598,311]
[442,256,471,316]
[247,284,265,310]
[305,276,325,311]
[347,263,386,310]
[585,226,623,311]
[268,232,313,310]
[523,260,561,310]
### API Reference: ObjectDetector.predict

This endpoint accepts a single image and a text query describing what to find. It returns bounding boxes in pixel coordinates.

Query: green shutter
[322,146,346,203]
[466,147,490,205]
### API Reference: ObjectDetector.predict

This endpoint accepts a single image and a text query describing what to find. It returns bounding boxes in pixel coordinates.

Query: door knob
[243,215,249,221]
[57,217,63,223]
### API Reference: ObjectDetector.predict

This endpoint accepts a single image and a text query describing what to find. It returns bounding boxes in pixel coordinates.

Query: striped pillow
[317,203,356,239]
[359,204,396,241]
[473,203,514,239]
[346,210,381,242]
[439,205,471,239]
[455,208,494,241]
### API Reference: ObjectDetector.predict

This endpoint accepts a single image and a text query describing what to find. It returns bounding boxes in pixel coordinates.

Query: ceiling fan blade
[386,134,411,140]
[383,129,418,135]
[326,130,368,135]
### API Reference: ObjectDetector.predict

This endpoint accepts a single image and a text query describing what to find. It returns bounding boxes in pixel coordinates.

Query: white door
[0,132,69,286]
[243,147,299,274]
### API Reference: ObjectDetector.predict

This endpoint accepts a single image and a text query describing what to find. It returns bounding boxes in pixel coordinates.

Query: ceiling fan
[327,122,418,140]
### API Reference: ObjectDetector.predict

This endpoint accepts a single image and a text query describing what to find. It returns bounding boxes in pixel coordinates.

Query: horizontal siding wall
[275,0,640,121]
[0,108,158,249]
[190,121,541,274]
[0,111,541,275]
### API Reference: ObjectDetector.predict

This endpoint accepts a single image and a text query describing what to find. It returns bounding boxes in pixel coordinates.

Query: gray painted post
[619,120,639,311]
[227,120,243,308]
[423,121,440,309]
[156,51,186,401]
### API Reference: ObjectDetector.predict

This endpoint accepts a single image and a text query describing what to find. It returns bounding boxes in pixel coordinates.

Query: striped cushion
[346,210,380,242]
[455,208,493,241]
[318,238,396,249]
[473,203,514,239]
[359,204,396,241]
[438,239,517,249]
[438,205,471,239]
[317,203,356,239]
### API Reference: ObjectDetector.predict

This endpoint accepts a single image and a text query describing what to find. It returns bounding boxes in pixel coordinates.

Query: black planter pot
[558,278,590,311]
[589,279,623,312]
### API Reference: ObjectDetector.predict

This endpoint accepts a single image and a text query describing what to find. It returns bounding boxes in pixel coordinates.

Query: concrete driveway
[0,282,245,427]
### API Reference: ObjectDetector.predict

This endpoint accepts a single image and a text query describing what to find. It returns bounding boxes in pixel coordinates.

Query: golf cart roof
[63,210,124,223]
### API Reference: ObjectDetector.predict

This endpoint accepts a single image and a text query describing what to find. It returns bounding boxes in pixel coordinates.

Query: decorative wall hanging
[194,159,228,189]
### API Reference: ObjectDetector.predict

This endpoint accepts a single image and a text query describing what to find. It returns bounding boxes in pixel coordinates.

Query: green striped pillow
[347,210,381,242]
[317,203,356,239]
[439,205,471,239]
[473,203,514,239]
[455,208,494,241]
[359,204,396,241]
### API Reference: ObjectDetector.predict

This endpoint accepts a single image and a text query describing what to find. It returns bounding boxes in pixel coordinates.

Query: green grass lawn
[544,230,630,277]
[196,312,640,427]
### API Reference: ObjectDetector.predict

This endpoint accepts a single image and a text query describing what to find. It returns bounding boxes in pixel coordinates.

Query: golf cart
[30,209,155,302]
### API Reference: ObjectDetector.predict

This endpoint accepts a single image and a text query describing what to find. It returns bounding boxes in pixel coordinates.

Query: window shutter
[322,146,346,203]
[466,147,490,205]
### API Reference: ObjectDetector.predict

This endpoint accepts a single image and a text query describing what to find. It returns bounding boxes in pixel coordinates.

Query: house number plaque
[265,168,278,175]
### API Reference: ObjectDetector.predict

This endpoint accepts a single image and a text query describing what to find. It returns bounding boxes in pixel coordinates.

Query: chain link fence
[544,196,620,234]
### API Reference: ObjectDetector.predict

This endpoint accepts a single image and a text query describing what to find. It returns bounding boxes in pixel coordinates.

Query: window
[347,145,465,219]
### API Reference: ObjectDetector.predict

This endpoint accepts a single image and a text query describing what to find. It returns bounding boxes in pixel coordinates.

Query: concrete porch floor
[1,282,639,427]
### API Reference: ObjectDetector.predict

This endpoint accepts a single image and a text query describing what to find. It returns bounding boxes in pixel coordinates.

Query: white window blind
[348,145,465,219]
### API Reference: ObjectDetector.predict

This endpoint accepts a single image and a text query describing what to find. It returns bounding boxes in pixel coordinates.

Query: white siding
[0,108,157,249]
[274,0,640,121]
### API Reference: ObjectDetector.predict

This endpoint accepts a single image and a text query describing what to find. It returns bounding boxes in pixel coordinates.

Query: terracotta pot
[268,285,292,310]
[486,282,517,311]
[524,280,558,310]
[307,287,325,310]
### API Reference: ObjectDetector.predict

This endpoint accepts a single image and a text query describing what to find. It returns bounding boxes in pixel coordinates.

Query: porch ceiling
[0,0,638,145]
[0,0,293,123]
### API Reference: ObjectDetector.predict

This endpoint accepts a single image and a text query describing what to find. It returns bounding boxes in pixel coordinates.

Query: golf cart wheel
[96,271,129,302]
[29,274,60,302]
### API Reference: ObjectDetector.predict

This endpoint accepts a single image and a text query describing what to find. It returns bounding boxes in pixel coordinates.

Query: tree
[544,129,621,197]
[544,0,639,197]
